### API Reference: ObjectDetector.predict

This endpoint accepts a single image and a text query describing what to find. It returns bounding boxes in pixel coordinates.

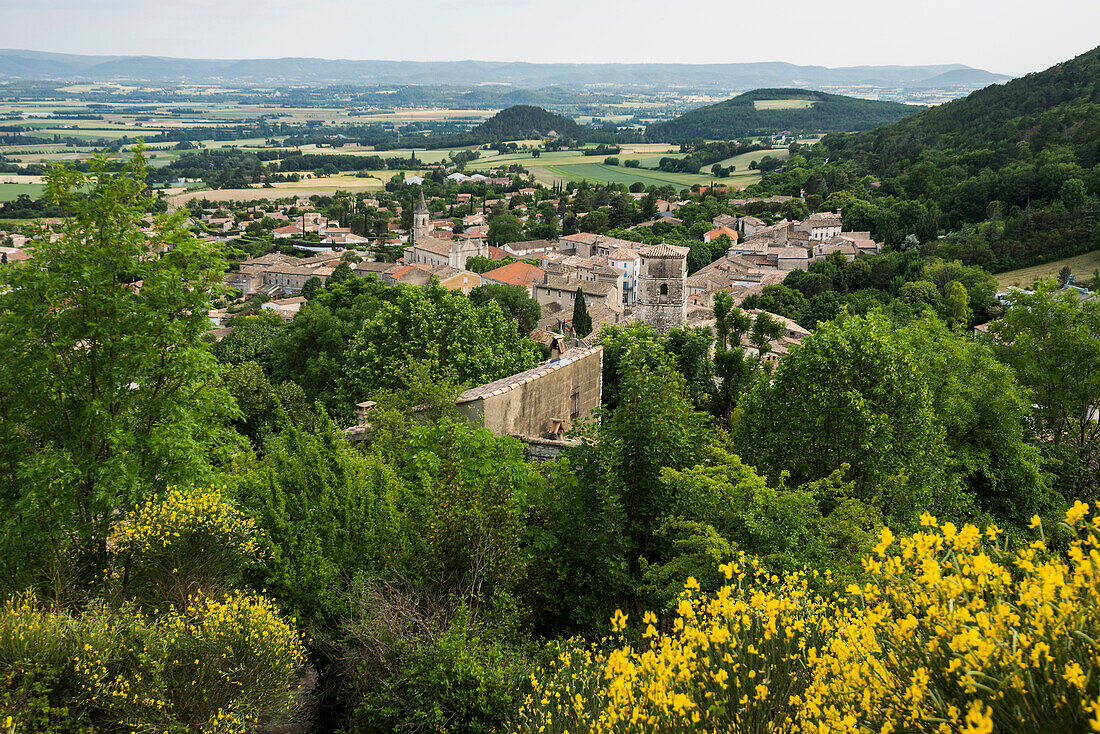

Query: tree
[211,309,285,373]
[301,275,323,299]
[0,151,232,594]
[572,287,592,337]
[991,284,1100,502]
[328,261,355,286]
[338,281,539,412]
[487,213,525,246]
[941,280,972,329]
[900,318,1054,527]
[469,283,541,335]
[747,284,809,323]
[732,314,956,524]
[800,291,846,329]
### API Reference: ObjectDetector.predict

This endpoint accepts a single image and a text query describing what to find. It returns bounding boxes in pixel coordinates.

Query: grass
[716,149,790,169]
[994,250,1100,289]
[0,183,45,202]
[753,99,815,110]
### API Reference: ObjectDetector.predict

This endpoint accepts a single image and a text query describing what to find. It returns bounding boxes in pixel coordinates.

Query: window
[570,387,580,420]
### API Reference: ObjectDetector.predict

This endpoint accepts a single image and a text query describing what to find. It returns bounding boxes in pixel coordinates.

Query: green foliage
[0,150,234,597]
[991,283,1100,502]
[733,313,957,524]
[487,213,525,246]
[470,282,541,335]
[571,288,592,337]
[338,281,538,411]
[900,318,1055,528]
[211,309,286,372]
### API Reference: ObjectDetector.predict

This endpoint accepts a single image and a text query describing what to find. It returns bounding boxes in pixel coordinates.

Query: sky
[0,0,1097,77]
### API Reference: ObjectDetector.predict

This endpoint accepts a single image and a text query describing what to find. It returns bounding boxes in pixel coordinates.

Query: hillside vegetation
[468,104,583,141]
[646,88,921,141]
[747,46,1100,271]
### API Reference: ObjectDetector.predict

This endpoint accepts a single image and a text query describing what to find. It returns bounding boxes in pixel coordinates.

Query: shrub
[517,505,1100,733]
[111,485,259,609]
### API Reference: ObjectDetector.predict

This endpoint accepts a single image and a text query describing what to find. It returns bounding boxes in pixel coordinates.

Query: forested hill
[793,44,1100,271]
[645,89,921,141]
[469,105,583,141]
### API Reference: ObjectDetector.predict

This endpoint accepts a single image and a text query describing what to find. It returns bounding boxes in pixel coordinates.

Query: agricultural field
[461,145,789,189]
[0,183,45,202]
[994,250,1100,289]
[753,99,815,110]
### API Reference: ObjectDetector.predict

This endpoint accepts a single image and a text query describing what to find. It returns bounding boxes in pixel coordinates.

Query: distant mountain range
[0,50,1012,91]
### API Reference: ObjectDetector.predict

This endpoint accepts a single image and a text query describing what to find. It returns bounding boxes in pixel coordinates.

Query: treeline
[145,148,424,188]
[657,139,770,173]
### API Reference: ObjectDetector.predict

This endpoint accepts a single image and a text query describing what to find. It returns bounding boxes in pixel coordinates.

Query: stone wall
[455,347,603,439]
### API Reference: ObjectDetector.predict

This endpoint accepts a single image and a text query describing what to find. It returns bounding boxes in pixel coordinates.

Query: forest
[1,141,1099,733]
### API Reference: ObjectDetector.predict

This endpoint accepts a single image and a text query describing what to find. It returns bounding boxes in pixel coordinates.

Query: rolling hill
[468,105,583,142]
[645,89,922,141]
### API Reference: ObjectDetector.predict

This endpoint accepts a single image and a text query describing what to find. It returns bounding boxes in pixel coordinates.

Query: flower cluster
[110,485,259,607]
[516,504,1100,733]
[111,485,258,560]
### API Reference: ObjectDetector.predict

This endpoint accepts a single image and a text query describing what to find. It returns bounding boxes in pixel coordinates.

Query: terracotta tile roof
[638,243,689,258]
[483,261,545,287]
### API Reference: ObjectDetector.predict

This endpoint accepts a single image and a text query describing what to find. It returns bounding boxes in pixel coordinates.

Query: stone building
[408,190,487,269]
[636,243,688,335]
[454,346,603,440]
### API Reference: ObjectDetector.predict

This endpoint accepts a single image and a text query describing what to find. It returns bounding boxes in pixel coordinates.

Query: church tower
[412,189,430,245]
[636,243,688,336]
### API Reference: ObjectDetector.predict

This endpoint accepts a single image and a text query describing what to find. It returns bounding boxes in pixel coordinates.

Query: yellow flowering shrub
[1,488,303,733]
[157,591,305,732]
[517,505,1100,733]
[110,485,259,608]
[0,593,303,733]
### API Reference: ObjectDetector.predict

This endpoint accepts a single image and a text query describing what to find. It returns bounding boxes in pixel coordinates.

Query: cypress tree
[572,287,592,337]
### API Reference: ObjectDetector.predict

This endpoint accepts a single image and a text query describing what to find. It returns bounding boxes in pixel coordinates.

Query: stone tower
[636,243,688,335]
[412,189,429,244]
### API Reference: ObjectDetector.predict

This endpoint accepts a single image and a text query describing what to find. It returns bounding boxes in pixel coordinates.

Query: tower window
[660,283,668,296]
[570,387,580,419]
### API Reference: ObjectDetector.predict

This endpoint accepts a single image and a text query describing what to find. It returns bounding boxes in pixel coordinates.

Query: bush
[340,587,531,734]
[603,157,619,166]
[518,505,1100,733]
[111,485,259,609]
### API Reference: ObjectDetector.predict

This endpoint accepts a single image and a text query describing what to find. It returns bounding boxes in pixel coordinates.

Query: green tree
[469,283,541,335]
[941,280,972,329]
[991,284,1100,501]
[338,281,539,412]
[746,284,809,323]
[900,318,1054,527]
[487,213,525,246]
[328,261,355,286]
[572,287,593,337]
[0,151,232,595]
[211,309,285,373]
[732,314,956,524]
[301,275,323,299]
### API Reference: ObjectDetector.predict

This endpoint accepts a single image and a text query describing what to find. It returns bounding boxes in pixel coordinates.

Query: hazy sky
[1,0,1097,77]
